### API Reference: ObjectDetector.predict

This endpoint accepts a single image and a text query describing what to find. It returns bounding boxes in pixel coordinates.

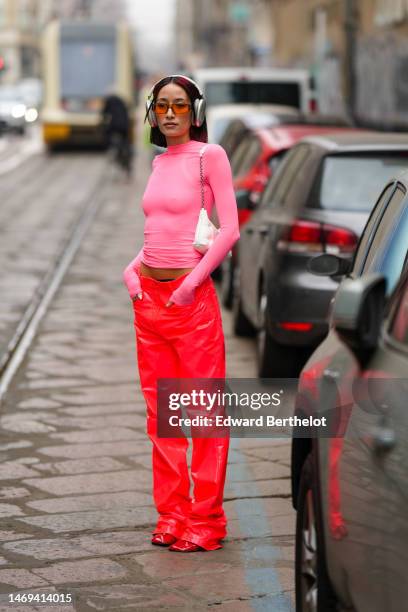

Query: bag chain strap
[199,147,206,210]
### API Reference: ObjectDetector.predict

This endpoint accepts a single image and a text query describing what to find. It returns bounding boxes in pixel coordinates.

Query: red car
[220,123,358,307]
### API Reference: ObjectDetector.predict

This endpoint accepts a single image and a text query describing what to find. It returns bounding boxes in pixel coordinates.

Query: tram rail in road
[0,125,43,176]
[0,161,110,403]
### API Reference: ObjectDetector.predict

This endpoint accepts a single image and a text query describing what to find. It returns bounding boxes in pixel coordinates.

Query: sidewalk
[0,150,295,611]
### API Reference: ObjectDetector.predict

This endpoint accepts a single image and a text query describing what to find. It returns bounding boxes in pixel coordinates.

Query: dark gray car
[233,132,408,377]
[292,170,408,611]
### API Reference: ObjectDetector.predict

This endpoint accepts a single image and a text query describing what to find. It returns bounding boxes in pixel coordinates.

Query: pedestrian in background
[101,88,132,175]
[123,75,240,552]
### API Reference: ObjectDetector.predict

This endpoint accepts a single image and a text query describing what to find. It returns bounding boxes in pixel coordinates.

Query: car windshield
[364,188,408,294]
[60,38,115,99]
[315,154,408,211]
[205,81,300,108]
[211,117,230,143]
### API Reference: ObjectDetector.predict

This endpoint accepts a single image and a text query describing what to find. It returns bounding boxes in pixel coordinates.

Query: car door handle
[245,227,254,234]
[323,368,340,380]
[371,424,396,454]
[258,225,269,236]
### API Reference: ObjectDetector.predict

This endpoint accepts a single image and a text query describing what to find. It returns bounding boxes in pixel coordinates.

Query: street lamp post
[344,0,358,122]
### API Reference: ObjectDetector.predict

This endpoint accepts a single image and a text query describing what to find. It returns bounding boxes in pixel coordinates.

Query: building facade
[174,0,272,70]
[0,0,126,84]
[269,0,408,126]
[175,0,408,127]
[0,0,43,82]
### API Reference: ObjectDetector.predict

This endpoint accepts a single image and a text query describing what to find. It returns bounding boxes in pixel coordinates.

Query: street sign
[229,3,250,23]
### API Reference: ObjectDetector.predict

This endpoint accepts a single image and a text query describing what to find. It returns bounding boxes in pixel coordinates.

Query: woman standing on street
[123,75,240,552]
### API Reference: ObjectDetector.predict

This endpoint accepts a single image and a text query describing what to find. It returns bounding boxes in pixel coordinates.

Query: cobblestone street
[0,149,295,611]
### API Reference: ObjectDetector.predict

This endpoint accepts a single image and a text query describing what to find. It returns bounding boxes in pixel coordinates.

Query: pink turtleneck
[123,139,240,305]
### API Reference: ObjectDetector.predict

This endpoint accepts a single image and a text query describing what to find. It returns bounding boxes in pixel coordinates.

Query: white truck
[191,67,316,114]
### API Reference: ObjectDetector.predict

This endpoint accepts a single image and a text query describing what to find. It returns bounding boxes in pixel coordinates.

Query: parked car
[221,124,355,307]
[191,67,316,113]
[218,108,301,157]
[292,170,408,611]
[220,112,351,160]
[17,78,43,123]
[206,106,299,282]
[0,85,27,134]
[207,103,301,145]
[233,132,408,377]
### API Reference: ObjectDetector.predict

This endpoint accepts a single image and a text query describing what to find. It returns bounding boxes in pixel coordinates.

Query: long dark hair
[145,75,208,147]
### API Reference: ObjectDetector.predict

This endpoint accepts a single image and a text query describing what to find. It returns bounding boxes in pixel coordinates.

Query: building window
[19,0,39,30]
[375,0,408,27]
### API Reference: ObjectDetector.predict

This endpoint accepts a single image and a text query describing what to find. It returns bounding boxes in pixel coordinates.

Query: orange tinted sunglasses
[154,101,192,115]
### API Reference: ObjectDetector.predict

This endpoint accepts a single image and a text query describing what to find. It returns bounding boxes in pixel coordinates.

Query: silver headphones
[145,74,206,128]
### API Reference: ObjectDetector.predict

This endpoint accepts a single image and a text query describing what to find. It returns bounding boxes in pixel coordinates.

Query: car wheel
[221,257,233,309]
[231,266,255,337]
[256,286,293,377]
[211,264,222,282]
[257,285,311,378]
[257,328,308,378]
[295,455,338,612]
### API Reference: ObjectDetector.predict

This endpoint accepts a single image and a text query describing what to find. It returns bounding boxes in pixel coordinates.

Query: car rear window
[311,154,408,211]
[234,137,262,177]
[205,82,300,108]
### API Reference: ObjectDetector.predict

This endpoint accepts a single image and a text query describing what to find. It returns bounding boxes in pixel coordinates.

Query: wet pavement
[0,126,42,177]
[0,148,295,611]
[0,143,109,367]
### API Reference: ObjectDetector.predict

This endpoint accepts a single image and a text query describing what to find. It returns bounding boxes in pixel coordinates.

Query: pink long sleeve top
[123,139,240,305]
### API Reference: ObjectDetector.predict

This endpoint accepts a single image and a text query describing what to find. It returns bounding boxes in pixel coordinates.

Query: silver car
[292,170,408,611]
[0,86,27,134]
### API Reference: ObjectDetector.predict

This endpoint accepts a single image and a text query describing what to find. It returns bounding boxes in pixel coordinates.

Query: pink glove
[169,274,197,306]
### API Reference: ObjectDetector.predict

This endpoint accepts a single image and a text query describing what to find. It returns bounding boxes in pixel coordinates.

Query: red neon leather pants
[133,271,229,550]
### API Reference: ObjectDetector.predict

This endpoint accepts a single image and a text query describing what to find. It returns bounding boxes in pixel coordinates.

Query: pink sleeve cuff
[123,247,144,298]
[169,281,196,305]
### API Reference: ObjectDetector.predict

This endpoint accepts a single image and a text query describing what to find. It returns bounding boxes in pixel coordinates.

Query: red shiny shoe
[168,539,205,552]
[151,533,177,547]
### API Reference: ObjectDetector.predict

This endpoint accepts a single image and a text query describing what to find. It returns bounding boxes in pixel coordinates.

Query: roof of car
[300,131,408,151]
[206,104,301,119]
[220,111,302,132]
[255,124,356,151]
[192,67,310,80]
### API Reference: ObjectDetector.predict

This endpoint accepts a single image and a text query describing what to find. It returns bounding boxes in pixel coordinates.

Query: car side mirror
[308,253,351,277]
[236,189,258,210]
[331,273,386,359]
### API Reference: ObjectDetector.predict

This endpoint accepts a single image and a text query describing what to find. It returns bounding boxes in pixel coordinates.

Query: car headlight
[11,104,26,119]
[25,107,38,122]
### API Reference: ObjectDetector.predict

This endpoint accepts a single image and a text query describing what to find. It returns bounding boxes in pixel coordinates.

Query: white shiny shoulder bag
[193,145,220,254]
